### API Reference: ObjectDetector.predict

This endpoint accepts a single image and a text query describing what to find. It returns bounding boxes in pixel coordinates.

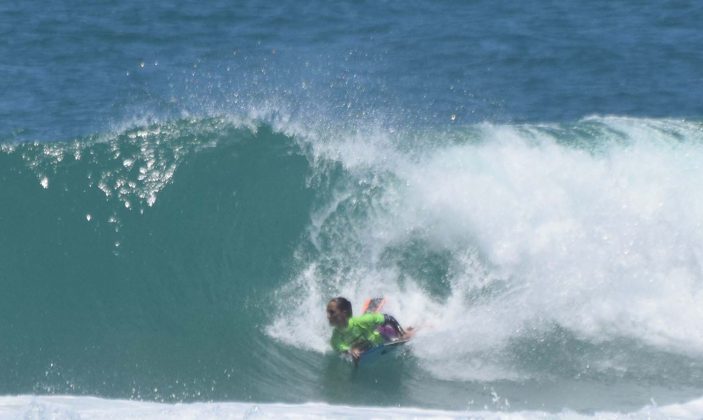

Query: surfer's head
[327,297,352,328]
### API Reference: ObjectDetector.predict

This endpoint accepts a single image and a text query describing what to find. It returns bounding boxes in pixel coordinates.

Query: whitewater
[2,395,703,419]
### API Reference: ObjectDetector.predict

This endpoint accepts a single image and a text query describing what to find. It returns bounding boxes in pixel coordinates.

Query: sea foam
[2,394,703,419]
[270,116,703,383]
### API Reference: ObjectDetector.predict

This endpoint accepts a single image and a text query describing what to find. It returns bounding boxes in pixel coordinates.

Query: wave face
[0,118,315,401]
[2,115,703,411]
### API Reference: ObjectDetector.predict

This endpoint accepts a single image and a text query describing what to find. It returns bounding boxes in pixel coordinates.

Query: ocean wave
[2,114,703,408]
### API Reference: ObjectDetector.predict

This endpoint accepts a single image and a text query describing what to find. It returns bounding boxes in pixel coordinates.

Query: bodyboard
[356,296,410,366]
[358,338,410,366]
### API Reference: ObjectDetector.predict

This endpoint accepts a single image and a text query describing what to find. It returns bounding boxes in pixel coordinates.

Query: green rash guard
[330,312,385,353]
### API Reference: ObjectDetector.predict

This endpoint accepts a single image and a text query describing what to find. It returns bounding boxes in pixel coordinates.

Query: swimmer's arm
[330,331,350,353]
[354,312,385,328]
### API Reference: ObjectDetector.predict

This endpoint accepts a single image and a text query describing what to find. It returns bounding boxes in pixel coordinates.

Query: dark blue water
[3,1,702,142]
[3,0,703,415]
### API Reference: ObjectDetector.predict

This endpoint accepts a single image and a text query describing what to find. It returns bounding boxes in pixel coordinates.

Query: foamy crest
[269,116,703,381]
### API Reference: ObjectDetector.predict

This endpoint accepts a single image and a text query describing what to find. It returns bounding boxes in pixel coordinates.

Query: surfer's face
[326,302,348,327]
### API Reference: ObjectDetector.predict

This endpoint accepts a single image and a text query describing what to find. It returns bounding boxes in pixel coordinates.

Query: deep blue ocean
[2,1,703,418]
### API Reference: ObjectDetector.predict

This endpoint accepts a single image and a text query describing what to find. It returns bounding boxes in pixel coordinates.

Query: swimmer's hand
[350,347,363,361]
[402,326,416,340]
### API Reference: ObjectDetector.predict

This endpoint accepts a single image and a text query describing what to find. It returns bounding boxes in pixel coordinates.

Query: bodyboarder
[326,296,414,361]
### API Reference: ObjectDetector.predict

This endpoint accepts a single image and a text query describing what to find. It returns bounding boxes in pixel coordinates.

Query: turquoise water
[2,117,703,413]
[2,0,703,416]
